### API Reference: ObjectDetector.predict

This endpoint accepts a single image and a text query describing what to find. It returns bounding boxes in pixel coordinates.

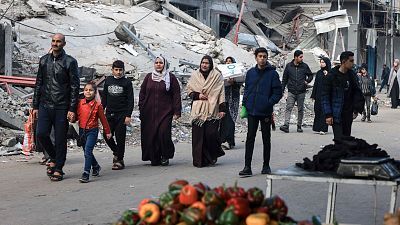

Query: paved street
[1,96,399,225]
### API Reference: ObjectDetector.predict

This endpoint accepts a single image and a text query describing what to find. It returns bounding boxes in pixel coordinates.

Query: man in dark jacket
[102,60,134,170]
[32,33,80,181]
[280,50,313,133]
[239,47,283,177]
[358,64,376,122]
[379,64,390,93]
[321,51,364,140]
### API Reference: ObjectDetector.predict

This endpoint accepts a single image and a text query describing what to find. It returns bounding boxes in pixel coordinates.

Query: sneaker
[92,165,101,177]
[297,126,303,133]
[261,165,271,174]
[319,131,326,135]
[79,172,90,183]
[279,125,289,133]
[367,118,372,123]
[239,166,252,177]
[160,158,169,166]
[361,116,366,122]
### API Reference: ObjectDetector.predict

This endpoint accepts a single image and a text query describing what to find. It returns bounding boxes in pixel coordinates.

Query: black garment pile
[296,136,390,172]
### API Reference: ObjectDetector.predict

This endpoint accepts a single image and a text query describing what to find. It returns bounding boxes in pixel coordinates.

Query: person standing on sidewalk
[357,64,376,123]
[321,51,364,140]
[379,64,390,93]
[280,50,313,133]
[32,33,80,181]
[239,47,282,177]
[102,60,134,170]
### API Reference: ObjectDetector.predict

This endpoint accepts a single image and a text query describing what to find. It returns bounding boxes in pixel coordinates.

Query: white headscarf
[151,56,171,91]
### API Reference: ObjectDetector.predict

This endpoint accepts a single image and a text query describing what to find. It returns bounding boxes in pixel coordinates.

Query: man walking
[102,60,134,170]
[280,50,313,133]
[321,51,364,140]
[32,33,80,181]
[239,47,282,177]
[358,64,376,123]
[379,64,390,93]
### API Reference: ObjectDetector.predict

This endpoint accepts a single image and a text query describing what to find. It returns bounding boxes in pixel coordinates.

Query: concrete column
[4,23,12,76]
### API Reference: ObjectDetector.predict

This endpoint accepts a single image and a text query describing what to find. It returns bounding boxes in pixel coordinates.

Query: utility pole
[233,0,246,45]
[391,0,395,63]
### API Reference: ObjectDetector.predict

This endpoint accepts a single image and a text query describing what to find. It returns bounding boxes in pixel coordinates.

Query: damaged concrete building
[166,0,400,79]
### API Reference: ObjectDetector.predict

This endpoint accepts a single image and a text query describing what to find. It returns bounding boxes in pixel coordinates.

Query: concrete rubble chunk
[114,21,136,43]
[27,0,49,17]
[2,137,17,147]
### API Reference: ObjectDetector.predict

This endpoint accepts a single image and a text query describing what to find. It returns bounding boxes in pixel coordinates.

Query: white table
[265,166,399,224]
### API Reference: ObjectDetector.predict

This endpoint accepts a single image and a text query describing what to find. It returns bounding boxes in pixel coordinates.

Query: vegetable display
[114,180,324,225]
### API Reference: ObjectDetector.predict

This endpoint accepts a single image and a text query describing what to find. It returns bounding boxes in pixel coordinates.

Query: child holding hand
[77,82,111,183]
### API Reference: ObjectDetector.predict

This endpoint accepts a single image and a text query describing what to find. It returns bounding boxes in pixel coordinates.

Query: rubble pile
[0,88,30,121]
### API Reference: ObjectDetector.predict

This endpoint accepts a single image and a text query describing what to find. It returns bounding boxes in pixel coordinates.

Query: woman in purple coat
[139,56,182,166]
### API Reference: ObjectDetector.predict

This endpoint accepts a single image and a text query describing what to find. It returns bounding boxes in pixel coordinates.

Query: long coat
[139,73,182,164]
[388,68,400,98]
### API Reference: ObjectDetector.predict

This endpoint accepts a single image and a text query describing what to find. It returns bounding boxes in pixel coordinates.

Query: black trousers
[332,111,353,141]
[244,115,271,167]
[104,112,127,161]
[220,111,235,146]
[36,105,68,172]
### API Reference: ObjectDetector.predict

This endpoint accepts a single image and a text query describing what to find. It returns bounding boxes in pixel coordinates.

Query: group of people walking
[32,33,396,182]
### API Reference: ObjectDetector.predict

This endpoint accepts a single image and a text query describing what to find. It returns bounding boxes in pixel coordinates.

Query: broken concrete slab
[0,108,24,130]
[114,21,137,43]
[2,137,17,147]
[27,0,49,17]
[161,2,214,35]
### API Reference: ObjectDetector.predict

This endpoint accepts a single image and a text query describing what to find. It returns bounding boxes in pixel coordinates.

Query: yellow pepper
[138,203,160,224]
[245,213,270,225]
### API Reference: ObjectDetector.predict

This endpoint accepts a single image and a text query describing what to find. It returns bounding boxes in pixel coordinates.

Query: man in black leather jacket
[32,33,80,181]
[280,50,313,133]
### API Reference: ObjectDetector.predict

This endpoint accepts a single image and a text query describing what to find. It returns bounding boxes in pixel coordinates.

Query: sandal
[112,161,125,170]
[39,157,49,165]
[50,170,64,181]
[46,161,56,177]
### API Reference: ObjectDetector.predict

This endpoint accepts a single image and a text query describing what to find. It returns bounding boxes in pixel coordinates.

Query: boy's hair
[340,51,354,64]
[84,81,97,92]
[294,50,303,57]
[112,60,125,69]
[254,47,268,57]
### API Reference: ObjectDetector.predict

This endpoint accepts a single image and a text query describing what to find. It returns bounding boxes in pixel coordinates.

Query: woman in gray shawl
[388,59,400,108]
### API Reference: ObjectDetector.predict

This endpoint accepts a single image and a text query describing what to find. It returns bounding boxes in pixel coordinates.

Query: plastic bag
[240,105,248,119]
[371,100,378,115]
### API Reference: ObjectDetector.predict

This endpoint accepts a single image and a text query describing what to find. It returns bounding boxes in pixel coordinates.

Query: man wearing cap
[102,60,134,170]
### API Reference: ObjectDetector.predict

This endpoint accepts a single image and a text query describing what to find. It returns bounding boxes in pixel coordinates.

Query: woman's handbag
[371,100,378,115]
[239,105,248,119]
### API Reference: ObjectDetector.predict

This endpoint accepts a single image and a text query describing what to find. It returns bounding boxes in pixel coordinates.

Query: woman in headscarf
[139,56,182,166]
[187,55,226,168]
[388,59,400,108]
[311,57,331,134]
[220,56,242,150]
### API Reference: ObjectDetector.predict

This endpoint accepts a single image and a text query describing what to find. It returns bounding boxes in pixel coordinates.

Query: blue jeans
[79,128,99,174]
[36,105,68,172]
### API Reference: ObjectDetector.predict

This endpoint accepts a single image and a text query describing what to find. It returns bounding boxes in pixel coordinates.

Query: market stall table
[265,166,400,224]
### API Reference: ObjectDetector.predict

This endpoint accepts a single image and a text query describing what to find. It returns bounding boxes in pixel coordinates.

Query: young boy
[102,60,134,170]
